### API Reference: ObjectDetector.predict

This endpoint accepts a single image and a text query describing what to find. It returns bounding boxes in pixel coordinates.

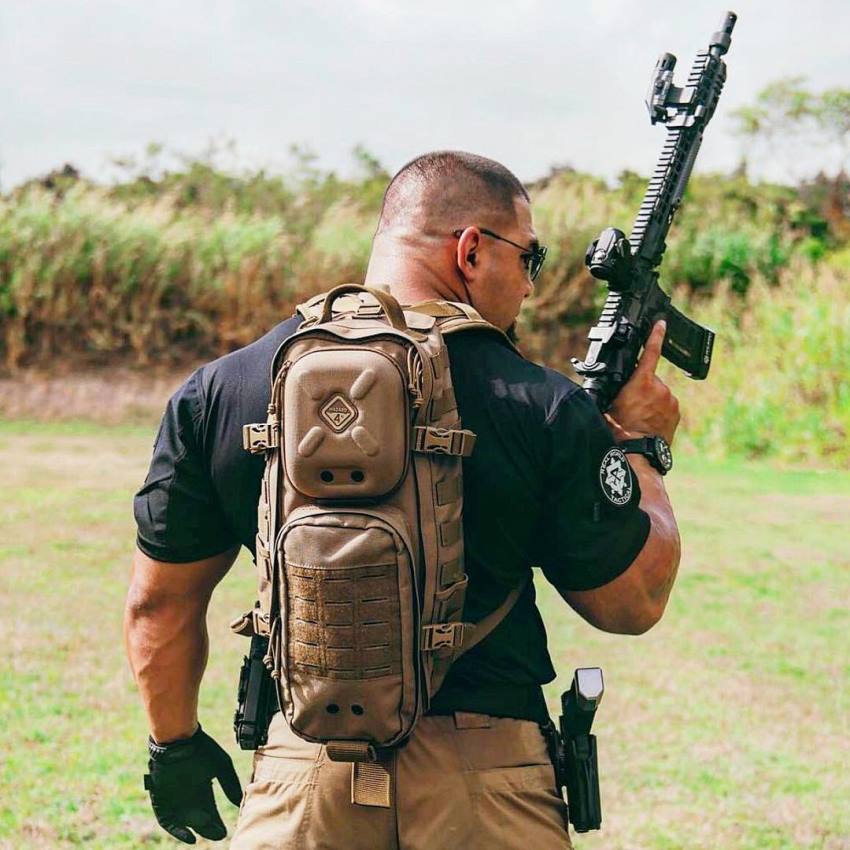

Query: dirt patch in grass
[757,491,850,525]
[0,367,198,425]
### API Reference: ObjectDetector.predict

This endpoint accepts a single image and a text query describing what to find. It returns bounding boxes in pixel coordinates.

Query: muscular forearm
[124,547,237,742]
[124,590,209,743]
[628,454,681,613]
[125,549,243,844]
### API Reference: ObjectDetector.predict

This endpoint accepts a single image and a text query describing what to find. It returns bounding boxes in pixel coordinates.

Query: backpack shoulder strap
[296,293,521,355]
[408,300,521,355]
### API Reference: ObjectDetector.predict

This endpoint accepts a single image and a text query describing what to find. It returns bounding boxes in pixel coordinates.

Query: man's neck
[364,238,470,307]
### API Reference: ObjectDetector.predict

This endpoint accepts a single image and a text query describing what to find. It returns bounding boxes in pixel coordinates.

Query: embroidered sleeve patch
[599,448,634,506]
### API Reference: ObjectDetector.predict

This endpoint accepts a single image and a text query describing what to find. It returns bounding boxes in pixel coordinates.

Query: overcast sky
[2,0,848,189]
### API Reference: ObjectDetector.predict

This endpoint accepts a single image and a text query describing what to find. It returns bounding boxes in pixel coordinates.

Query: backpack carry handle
[320,283,409,332]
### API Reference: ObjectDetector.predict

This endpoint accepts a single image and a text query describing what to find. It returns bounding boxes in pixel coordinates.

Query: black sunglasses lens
[522,253,543,279]
[531,247,547,280]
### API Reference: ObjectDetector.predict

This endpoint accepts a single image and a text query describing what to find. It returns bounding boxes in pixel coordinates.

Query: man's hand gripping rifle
[573,12,737,412]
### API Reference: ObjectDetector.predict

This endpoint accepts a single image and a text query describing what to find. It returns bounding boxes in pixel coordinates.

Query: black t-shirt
[134,315,650,721]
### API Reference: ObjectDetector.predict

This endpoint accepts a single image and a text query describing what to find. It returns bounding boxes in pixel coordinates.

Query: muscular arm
[560,454,680,634]
[124,546,239,743]
[560,320,682,635]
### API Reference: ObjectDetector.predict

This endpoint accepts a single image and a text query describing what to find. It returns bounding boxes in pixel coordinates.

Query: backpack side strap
[421,576,529,653]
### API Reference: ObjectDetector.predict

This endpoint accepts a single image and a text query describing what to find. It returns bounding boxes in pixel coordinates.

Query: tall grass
[0,159,384,368]
[0,166,830,368]
[662,264,850,465]
[0,162,846,463]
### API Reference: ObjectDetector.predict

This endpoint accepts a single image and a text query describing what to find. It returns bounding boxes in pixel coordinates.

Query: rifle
[573,12,737,412]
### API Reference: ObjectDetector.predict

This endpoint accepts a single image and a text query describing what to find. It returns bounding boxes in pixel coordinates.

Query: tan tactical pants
[231,711,572,850]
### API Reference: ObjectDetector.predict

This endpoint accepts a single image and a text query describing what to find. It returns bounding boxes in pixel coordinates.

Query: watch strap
[619,437,655,456]
[618,437,671,475]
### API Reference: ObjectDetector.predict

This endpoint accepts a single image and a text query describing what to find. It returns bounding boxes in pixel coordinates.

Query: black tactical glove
[144,725,243,844]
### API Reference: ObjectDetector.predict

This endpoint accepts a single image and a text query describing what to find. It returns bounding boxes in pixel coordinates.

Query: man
[126,151,680,849]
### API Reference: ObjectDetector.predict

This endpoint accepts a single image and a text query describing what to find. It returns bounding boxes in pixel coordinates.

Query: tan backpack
[233,284,525,802]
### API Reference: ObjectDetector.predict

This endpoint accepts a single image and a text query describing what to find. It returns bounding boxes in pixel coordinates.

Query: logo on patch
[599,448,633,506]
[319,393,357,432]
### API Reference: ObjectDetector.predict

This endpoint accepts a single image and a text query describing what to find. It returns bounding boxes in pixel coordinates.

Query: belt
[426,682,549,725]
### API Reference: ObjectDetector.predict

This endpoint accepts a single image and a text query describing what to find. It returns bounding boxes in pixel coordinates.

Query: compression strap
[421,577,529,653]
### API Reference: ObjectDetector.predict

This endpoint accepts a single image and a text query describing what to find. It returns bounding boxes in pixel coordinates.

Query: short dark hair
[377,150,529,233]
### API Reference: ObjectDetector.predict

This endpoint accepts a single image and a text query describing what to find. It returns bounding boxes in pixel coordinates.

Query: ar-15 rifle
[573,12,737,412]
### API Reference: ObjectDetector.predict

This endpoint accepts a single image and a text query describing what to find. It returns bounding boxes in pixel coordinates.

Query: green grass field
[0,421,847,849]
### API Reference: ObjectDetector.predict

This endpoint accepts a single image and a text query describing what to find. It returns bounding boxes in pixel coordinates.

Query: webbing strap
[409,300,467,318]
[436,477,461,506]
[421,577,528,654]
[295,291,329,322]
[439,519,461,547]
[351,761,392,808]
[459,577,529,655]
[265,445,282,626]
[408,300,520,353]
[431,388,457,418]
[439,558,464,586]
[430,347,450,373]
[326,740,377,763]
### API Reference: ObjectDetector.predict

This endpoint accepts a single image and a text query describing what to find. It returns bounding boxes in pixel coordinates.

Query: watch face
[654,436,673,472]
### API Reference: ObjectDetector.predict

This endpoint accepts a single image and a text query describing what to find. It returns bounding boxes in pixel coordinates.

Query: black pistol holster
[233,633,277,750]
[544,667,604,833]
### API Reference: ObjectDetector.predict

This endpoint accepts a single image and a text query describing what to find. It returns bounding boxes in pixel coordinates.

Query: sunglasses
[452,227,547,281]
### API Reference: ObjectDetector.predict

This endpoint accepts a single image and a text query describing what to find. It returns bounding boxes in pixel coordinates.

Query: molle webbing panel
[287,562,402,680]
[279,507,417,747]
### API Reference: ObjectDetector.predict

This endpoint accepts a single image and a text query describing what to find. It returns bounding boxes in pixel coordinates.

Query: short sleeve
[538,388,650,592]
[134,370,237,562]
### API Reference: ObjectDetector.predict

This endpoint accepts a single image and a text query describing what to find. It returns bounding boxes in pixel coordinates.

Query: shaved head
[366,150,536,332]
[376,150,529,236]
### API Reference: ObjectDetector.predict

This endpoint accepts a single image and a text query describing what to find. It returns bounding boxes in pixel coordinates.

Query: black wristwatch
[619,436,673,475]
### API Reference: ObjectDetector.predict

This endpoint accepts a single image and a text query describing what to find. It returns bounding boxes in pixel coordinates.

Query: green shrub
[657,265,850,465]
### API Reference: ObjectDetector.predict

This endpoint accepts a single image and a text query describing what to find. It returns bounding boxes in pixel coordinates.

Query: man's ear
[456,227,481,280]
